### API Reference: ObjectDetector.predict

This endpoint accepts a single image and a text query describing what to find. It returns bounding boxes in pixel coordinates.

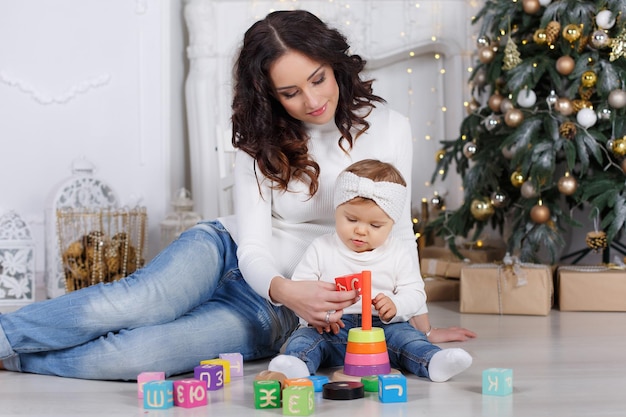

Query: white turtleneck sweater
[218,104,427,314]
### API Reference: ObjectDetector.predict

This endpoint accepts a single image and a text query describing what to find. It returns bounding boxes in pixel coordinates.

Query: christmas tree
[428,0,626,263]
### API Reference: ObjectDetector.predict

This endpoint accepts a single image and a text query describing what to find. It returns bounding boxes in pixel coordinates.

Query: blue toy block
[194,364,225,391]
[378,374,407,403]
[219,352,244,377]
[482,368,513,396]
[308,375,329,392]
[143,380,174,409]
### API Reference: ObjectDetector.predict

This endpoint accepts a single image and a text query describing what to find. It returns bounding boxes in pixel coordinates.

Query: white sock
[428,348,472,382]
[268,354,310,379]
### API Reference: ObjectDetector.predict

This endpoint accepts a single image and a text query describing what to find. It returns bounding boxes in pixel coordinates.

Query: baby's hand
[313,319,345,335]
[372,293,396,322]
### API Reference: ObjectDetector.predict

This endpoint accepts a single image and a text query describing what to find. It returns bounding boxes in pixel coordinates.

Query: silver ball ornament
[608,90,626,109]
[597,107,612,121]
[490,190,508,208]
[590,30,611,49]
[483,114,502,132]
[463,141,478,158]
[520,181,539,199]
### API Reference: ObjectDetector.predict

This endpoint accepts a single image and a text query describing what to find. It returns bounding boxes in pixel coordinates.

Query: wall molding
[0,71,111,105]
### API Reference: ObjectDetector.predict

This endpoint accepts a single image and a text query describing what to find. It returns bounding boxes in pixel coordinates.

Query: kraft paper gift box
[558,266,626,312]
[460,263,553,315]
[420,258,467,279]
[419,246,507,264]
[424,276,460,301]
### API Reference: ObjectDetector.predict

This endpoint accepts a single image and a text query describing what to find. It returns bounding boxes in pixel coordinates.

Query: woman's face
[269,50,339,125]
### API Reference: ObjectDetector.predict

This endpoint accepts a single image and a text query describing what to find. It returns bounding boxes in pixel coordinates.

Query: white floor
[1,301,625,417]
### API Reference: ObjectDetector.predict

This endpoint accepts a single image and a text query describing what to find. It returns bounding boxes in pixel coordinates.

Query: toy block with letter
[143,380,174,410]
[378,374,407,403]
[219,352,244,377]
[254,380,281,409]
[482,368,513,396]
[173,379,208,408]
[137,371,165,398]
[282,385,315,416]
[200,358,231,383]
[194,364,225,391]
[335,273,362,294]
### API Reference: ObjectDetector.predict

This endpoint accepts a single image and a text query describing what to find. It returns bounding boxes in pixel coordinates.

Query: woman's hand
[270,277,359,327]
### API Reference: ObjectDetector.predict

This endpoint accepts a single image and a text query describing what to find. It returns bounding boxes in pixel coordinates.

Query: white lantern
[160,188,202,248]
[0,210,36,305]
[45,158,119,298]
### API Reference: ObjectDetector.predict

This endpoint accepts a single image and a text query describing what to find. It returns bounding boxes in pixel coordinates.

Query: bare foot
[0,360,4,370]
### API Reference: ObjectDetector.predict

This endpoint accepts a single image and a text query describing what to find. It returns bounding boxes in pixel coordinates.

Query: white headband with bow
[334,171,407,223]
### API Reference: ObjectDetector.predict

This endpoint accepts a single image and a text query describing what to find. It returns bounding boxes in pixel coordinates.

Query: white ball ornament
[538,0,551,5]
[517,88,537,108]
[596,10,616,30]
[576,107,597,128]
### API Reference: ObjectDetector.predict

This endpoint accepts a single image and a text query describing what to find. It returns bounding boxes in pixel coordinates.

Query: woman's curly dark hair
[231,9,384,196]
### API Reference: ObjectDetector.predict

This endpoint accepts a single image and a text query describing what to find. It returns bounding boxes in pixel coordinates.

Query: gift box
[419,245,506,264]
[420,258,466,279]
[460,263,553,315]
[424,276,459,301]
[558,266,626,312]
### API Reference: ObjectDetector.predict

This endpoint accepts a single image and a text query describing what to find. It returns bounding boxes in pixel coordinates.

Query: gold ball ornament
[611,137,626,157]
[522,0,541,14]
[488,93,504,112]
[562,24,583,43]
[470,197,495,221]
[585,230,607,252]
[608,90,626,109]
[511,171,525,187]
[478,46,495,64]
[557,173,578,195]
[581,71,597,88]
[556,56,575,75]
[504,108,524,127]
[533,29,548,45]
[530,204,551,224]
[435,149,446,163]
[467,98,480,113]
[554,98,574,116]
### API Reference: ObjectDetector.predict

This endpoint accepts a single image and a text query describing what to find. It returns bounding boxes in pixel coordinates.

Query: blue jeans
[284,315,441,378]
[0,221,298,380]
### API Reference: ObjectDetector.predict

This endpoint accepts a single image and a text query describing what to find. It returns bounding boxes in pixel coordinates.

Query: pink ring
[344,352,390,366]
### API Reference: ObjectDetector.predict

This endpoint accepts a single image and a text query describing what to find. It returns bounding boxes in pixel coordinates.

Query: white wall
[0,0,188,284]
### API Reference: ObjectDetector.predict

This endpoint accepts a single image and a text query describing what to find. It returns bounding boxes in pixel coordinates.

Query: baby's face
[334,199,394,253]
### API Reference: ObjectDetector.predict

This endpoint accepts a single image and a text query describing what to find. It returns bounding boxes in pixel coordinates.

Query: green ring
[347,327,385,343]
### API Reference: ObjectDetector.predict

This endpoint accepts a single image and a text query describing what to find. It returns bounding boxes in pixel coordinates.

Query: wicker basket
[56,207,147,292]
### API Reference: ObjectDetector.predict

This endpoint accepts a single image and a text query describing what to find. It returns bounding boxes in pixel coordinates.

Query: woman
[0,10,474,380]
